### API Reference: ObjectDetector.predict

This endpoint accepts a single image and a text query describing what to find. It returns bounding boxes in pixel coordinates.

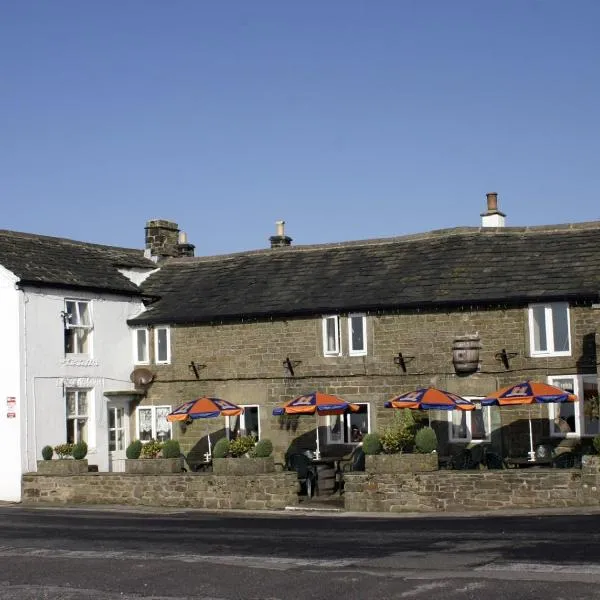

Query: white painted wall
[22,287,145,476]
[0,266,22,501]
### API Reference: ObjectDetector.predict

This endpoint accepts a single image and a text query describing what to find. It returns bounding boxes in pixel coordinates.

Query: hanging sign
[6,397,16,418]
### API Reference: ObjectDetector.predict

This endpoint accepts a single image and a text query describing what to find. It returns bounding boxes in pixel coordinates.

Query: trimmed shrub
[141,440,163,458]
[126,440,143,459]
[252,438,273,458]
[54,443,74,459]
[41,445,54,461]
[229,435,256,457]
[72,441,88,460]
[380,409,416,454]
[361,432,382,455]
[162,439,181,459]
[593,434,600,455]
[415,426,438,454]
[213,438,230,459]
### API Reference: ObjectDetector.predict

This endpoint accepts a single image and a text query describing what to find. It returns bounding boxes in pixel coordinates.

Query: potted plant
[212,436,276,475]
[37,442,89,475]
[125,439,183,474]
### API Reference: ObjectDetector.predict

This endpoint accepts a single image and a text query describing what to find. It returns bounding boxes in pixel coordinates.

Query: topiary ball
[252,439,273,458]
[72,441,88,460]
[362,432,382,455]
[415,426,438,454]
[162,439,181,459]
[593,434,600,455]
[212,438,230,458]
[126,440,143,459]
[41,445,54,461]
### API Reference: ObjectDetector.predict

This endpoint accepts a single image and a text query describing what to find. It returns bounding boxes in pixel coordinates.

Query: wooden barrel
[316,464,336,495]
[452,336,481,373]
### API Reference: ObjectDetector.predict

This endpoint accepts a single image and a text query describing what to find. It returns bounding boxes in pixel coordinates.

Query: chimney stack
[481,192,506,227]
[269,220,292,248]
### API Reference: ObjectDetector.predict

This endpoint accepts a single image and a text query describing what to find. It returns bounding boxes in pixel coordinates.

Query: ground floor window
[548,375,599,437]
[227,405,260,440]
[326,403,370,444]
[136,406,171,442]
[66,388,89,444]
[447,399,491,443]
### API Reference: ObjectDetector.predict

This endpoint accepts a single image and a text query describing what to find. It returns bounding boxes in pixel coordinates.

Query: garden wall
[21,471,299,511]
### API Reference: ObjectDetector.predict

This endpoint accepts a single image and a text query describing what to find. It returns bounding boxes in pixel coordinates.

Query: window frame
[528,302,571,357]
[136,405,172,442]
[226,404,261,440]
[154,325,171,364]
[66,388,90,445]
[447,398,491,444]
[325,402,371,445]
[64,299,93,355]
[348,313,367,356]
[322,315,341,357]
[132,327,150,365]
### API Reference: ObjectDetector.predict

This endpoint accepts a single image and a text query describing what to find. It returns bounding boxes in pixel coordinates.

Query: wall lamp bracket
[495,349,518,370]
[393,352,414,373]
[188,361,206,379]
[283,357,301,377]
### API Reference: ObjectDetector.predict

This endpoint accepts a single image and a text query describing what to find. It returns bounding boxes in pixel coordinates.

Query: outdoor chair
[552,452,581,469]
[335,446,366,495]
[286,453,318,498]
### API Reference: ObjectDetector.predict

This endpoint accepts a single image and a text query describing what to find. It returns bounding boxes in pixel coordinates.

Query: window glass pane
[328,415,343,443]
[551,378,576,434]
[136,329,147,362]
[77,418,88,443]
[350,316,365,352]
[583,377,600,435]
[78,302,90,326]
[451,411,469,440]
[348,405,369,442]
[471,409,487,440]
[325,317,337,353]
[155,406,171,441]
[552,304,569,352]
[157,328,168,362]
[109,430,116,451]
[531,305,547,352]
[245,407,260,438]
[78,392,88,416]
[229,414,242,438]
[65,301,76,323]
[108,408,115,429]
[138,408,153,441]
[66,419,75,444]
[66,392,76,416]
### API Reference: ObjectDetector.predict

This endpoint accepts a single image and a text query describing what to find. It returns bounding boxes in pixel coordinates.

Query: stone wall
[344,456,600,513]
[135,303,600,463]
[22,471,299,511]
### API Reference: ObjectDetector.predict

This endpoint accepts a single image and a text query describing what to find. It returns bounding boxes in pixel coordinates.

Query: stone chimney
[144,219,180,259]
[481,192,506,227]
[176,231,195,258]
[269,220,292,248]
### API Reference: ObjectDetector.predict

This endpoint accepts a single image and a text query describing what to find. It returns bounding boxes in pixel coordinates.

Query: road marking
[477,561,600,575]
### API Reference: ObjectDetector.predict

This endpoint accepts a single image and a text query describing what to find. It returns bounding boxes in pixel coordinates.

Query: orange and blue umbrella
[385,388,475,411]
[167,397,244,421]
[273,392,360,458]
[481,381,577,461]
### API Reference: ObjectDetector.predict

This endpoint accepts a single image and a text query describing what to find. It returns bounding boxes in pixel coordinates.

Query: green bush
[229,435,256,457]
[126,440,143,459]
[380,409,416,454]
[212,438,231,458]
[162,439,181,459]
[415,426,438,454]
[361,432,382,455]
[251,438,273,458]
[53,443,74,459]
[41,445,54,461]
[141,440,163,459]
[593,434,600,455]
[72,441,88,460]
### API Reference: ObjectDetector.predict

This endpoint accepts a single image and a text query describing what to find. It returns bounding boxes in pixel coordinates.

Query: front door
[108,403,128,472]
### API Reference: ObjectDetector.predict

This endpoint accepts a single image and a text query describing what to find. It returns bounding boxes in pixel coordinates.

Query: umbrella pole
[315,414,321,460]
[527,407,535,462]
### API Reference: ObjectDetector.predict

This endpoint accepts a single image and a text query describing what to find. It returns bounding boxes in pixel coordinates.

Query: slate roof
[0,230,156,295]
[130,222,600,325]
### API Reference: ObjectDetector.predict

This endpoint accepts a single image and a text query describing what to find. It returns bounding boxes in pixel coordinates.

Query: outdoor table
[505,457,553,469]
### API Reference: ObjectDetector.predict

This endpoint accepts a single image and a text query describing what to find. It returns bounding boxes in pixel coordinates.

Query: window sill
[530,351,572,358]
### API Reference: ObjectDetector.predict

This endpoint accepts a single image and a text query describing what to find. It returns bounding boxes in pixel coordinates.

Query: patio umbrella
[272,392,360,459]
[167,397,244,457]
[385,387,476,411]
[481,381,577,461]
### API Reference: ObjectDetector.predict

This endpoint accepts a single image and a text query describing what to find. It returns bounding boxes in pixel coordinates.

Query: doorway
[108,403,128,472]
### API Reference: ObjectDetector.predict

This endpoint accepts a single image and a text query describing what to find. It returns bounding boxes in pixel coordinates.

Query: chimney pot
[480,192,506,228]
[269,220,292,249]
[486,192,498,212]
[275,220,285,237]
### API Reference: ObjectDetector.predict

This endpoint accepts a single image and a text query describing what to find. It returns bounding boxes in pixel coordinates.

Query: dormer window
[64,300,92,355]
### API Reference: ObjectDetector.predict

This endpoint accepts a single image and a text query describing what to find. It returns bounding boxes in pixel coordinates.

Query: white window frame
[64,299,93,355]
[447,398,491,443]
[322,315,341,356]
[136,405,172,442]
[66,388,90,445]
[348,313,367,356]
[226,404,261,440]
[326,402,371,445]
[547,374,599,438]
[154,326,171,364]
[132,327,150,365]
[528,302,571,357]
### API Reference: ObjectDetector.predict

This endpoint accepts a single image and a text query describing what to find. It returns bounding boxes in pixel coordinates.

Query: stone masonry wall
[22,472,299,511]
[136,304,600,463]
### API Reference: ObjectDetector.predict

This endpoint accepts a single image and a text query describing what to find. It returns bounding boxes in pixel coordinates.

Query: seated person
[351,425,363,443]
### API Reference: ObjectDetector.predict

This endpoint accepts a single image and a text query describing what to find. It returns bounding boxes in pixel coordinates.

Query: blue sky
[1,1,599,254]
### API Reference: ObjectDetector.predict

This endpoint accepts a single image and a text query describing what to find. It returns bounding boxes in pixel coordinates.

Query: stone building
[128,195,600,465]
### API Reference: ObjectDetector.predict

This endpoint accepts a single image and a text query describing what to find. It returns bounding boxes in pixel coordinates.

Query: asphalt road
[1,504,600,599]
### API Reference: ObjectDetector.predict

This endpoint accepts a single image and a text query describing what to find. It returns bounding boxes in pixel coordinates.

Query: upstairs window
[66,389,89,444]
[529,302,571,357]
[64,300,92,355]
[348,314,367,356]
[322,316,341,356]
[154,326,171,364]
[132,328,149,364]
